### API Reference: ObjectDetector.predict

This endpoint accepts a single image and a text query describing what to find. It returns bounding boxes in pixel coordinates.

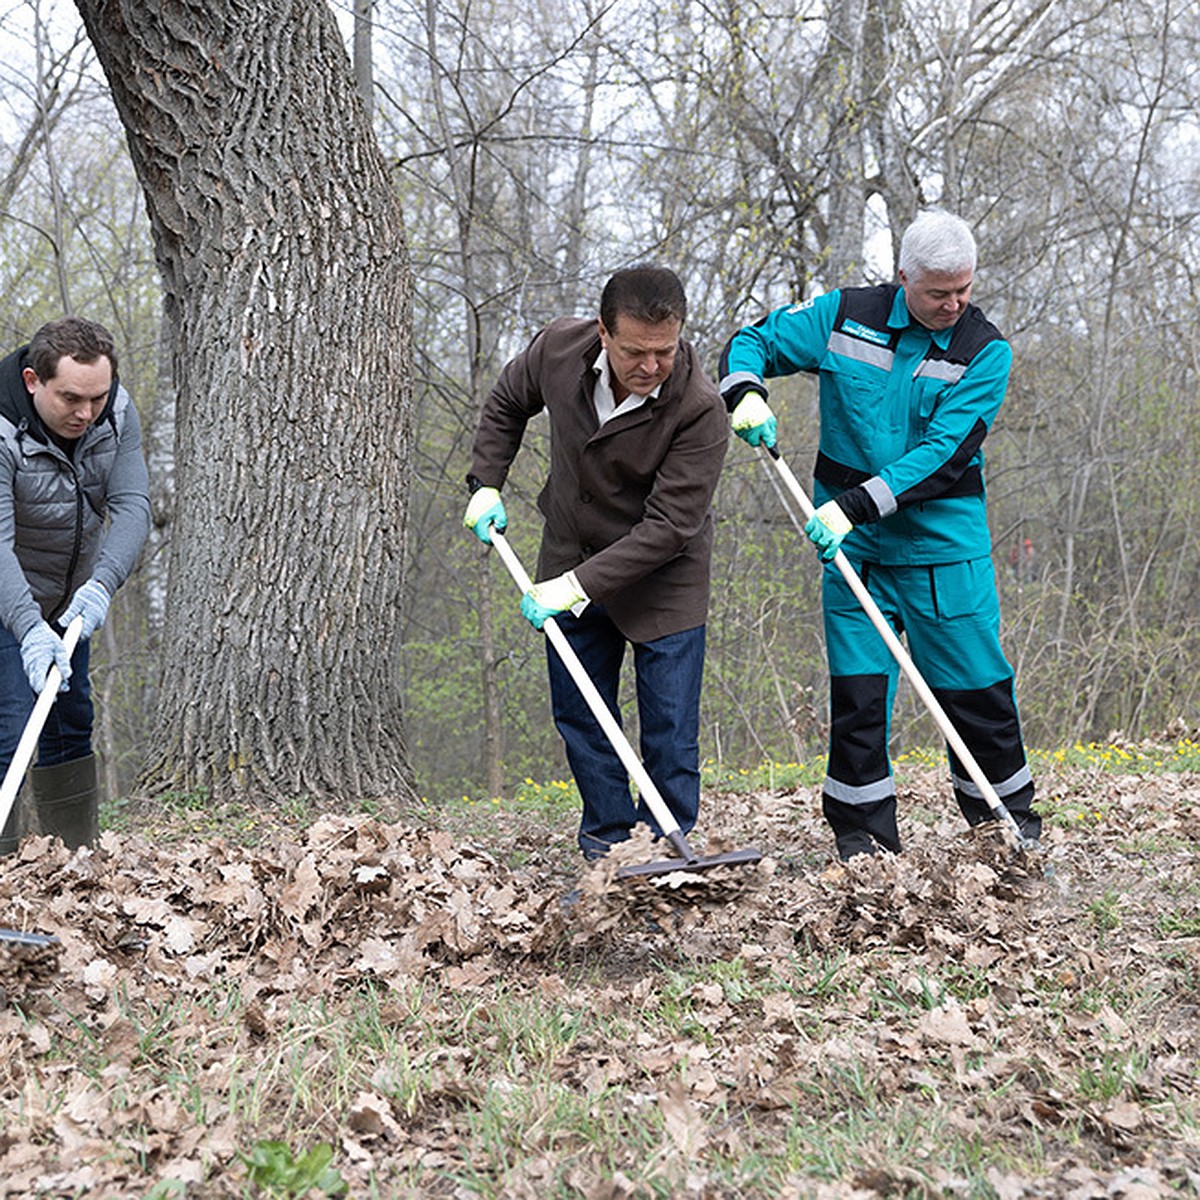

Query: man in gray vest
[0,316,150,853]
[719,210,1040,860]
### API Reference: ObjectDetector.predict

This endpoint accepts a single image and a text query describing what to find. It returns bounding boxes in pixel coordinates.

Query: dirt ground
[1,757,1198,1197]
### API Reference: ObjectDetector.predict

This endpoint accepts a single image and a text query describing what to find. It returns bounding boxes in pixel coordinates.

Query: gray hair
[898,210,977,279]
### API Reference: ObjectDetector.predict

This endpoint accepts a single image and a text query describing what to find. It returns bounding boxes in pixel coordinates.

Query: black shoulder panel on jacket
[839,287,1004,368]
[835,284,901,335]
[932,304,1004,364]
[717,306,775,382]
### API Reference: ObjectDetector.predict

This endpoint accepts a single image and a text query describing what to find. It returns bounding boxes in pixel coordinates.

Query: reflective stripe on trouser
[821,557,1038,850]
[822,673,902,857]
[935,679,1040,839]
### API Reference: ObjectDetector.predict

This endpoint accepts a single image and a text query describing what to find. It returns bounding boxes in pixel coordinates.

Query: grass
[7,735,1200,1196]
[1034,737,1200,774]
[1157,912,1200,938]
[107,736,1200,836]
[100,785,394,846]
[429,735,1200,811]
[1085,889,1123,934]
[10,935,1200,1195]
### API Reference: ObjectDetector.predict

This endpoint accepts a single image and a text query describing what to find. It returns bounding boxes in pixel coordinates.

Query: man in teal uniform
[719,209,1040,859]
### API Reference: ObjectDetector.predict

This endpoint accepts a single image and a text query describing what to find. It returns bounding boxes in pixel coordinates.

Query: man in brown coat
[463,266,729,858]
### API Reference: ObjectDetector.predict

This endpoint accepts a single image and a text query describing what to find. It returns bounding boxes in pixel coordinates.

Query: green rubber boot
[30,753,100,850]
[0,798,19,857]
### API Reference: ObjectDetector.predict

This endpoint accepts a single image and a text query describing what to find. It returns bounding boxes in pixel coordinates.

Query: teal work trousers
[819,557,1038,858]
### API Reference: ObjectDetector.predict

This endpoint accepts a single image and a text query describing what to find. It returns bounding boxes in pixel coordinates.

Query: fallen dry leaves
[0,760,1198,1197]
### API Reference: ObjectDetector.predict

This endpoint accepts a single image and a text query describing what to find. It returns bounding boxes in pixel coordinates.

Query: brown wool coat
[470,317,729,643]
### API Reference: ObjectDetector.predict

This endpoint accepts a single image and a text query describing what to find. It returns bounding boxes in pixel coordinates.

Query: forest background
[0,0,1197,810]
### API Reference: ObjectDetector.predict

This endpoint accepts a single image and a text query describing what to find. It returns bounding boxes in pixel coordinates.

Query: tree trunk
[32,4,74,313]
[353,0,374,120]
[421,0,509,799]
[74,0,416,806]
[823,0,868,285]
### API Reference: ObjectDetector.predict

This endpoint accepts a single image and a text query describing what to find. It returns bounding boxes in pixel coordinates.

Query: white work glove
[19,621,72,693]
[805,500,853,561]
[520,573,588,630]
[730,391,777,448]
[60,578,111,640]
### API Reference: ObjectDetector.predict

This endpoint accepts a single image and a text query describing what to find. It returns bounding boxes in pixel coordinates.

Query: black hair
[600,265,687,332]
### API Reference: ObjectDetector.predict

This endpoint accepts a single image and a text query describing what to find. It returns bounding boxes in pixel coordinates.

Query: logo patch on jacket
[841,319,891,346]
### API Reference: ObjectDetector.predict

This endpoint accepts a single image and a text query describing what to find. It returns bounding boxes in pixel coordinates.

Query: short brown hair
[27,316,118,382]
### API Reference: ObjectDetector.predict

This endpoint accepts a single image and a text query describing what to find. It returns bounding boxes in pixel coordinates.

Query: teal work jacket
[719,285,1011,565]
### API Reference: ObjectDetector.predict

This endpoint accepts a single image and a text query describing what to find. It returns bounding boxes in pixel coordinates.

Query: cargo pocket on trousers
[930,559,999,623]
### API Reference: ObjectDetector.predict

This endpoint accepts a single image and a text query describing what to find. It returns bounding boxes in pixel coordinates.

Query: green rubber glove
[520,573,587,630]
[805,500,853,561]
[731,391,777,448]
[463,486,507,544]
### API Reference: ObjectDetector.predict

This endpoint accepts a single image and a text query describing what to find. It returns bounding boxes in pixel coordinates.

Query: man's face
[899,267,973,331]
[23,355,112,441]
[598,313,681,400]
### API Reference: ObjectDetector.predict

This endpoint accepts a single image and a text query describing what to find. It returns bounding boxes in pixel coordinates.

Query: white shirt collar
[592,348,659,425]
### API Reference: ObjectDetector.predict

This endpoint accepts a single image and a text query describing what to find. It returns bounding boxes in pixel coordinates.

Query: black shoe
[835,831,877,861]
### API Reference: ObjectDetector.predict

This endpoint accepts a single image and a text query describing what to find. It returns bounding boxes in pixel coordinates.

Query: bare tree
[74,0,417,805]
[0,1,93,217]
[0,0,97,333]
[365,0,1200,793]
[372,0,612,798]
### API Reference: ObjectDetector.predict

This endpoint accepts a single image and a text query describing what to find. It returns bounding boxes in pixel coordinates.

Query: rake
[490,531,762,879]
[761,445,1036,852]
[0,615,83,949]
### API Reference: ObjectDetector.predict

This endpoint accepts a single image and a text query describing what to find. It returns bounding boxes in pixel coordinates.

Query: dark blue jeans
[545,604,704,858]
[0,624,94,781]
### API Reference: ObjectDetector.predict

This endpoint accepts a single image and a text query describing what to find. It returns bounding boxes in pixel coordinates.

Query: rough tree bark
[74,0,416,805]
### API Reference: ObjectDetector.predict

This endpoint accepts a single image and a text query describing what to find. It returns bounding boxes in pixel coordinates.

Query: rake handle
[489,531,695,861]
[763,446,1029,850]
[0,616,84,840]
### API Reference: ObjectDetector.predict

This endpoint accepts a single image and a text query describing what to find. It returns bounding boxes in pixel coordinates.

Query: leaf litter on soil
[0,761,1198,1196]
